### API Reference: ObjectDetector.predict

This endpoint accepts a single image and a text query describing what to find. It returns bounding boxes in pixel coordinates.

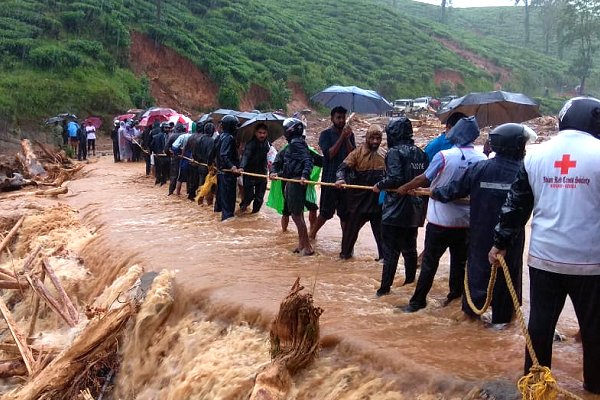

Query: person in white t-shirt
[85,121,97,156]
[489,97,600,394]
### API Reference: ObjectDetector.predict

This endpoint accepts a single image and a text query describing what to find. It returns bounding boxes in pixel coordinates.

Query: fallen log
[1,186,68,200]
[4,302,137,400]
[19,139,47,178]
[24,271,76,328]
[249,278,323,400]
[0,216,25,256]
[0,173,35,192]
[0,359,27,378]
[0,280,25,290]
[0,297,35,375]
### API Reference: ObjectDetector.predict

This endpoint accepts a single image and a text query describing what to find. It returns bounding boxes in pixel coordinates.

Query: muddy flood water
[61,156,593,399]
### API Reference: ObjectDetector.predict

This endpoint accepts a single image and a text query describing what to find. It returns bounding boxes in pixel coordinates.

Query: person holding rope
[194,122,216,206]
[399,116,486,312]
[270,118,314,256]
[335,124,386,260]
[432,123,536,325]
[373,117,428,297]
[309,106,356,239]
[239,123,271,213]
[165,122,183,196]
[150,122,170,186]
[489,97,600,394]
[216,115,241,221]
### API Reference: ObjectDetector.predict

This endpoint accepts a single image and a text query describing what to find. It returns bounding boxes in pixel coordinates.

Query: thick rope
[464,255,582,400]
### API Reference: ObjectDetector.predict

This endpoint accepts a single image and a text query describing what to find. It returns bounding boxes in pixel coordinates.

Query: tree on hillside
[441,0,453,23]
[561,0,600,94]
[515,0,532,43]
[532,0,563,53]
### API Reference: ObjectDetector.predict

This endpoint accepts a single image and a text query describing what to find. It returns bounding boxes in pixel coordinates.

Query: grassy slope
[0,0,581,125]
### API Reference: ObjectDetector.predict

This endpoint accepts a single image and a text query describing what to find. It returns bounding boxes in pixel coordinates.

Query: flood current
[66,157,592,399]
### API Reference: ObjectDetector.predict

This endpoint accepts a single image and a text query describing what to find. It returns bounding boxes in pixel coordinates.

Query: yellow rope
[464,255,582,400]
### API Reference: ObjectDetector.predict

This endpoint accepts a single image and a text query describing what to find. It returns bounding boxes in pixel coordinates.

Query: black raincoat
[375,138,428,227]
[432,154,525,323]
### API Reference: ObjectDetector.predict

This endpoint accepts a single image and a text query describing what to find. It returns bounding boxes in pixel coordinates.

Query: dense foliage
[0,0,586,124]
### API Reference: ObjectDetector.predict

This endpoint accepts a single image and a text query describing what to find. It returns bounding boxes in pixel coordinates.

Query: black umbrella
[44,113,77,125]
[210,109,258,125]
[237,113,286,143]
[437,90,541,128]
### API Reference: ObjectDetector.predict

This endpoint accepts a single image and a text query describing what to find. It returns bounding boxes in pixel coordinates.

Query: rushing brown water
[66,156,593,399]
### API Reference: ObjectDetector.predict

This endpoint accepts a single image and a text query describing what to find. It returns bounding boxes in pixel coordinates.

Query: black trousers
[340,212,383,259]
[87,139,95,154]
[154,155,169,185]
[77,139,87,160]
[187,165,200,200]
[144,152,151,175]
[409,223,468,308]
[526,268,600,394]
[112,139,120,162]
[168,156,180,195]
[378,225,418,294]
[217,173,236,220]
[240,176,267,213]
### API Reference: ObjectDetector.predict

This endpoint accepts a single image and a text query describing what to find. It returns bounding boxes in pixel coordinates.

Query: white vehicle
[391,98,414,116]
[413,96,432,110]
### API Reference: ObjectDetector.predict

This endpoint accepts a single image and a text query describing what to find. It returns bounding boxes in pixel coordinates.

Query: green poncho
[266,145,321,215]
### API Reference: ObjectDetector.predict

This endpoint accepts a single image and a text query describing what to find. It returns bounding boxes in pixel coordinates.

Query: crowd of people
[109,96,599,395]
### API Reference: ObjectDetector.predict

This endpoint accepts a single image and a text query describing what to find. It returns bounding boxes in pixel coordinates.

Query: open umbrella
[138,107,178,128]
[437,90,541,128]
[210,109,238,125]
[44,113,77,125]
[83,116,103,130]
[310,85,393,114]
[167,114,193,132]
[237,112,286,143]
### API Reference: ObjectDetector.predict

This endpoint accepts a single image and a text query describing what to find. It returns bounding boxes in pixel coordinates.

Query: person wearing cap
[489,97,600,394]
[432,123,537,325]
[398,116,486,312]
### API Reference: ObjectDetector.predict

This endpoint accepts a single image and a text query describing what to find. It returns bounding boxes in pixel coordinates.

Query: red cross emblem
[554,154,577,175]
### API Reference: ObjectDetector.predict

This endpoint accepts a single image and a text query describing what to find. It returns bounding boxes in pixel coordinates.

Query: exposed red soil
[239,84,271,111]
[435,37,511,86]
[434,69,465,89]
[286,82,311,114]
[129,32,219,116]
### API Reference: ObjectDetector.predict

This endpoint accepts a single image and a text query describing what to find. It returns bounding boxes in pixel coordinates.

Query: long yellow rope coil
[464,255,583,400]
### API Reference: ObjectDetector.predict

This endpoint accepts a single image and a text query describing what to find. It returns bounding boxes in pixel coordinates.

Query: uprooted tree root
[250,278,323,400]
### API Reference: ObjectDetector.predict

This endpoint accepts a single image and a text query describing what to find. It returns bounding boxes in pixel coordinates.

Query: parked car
[440,95,459,108]
[390,98,413,116]
[413,96,433,110]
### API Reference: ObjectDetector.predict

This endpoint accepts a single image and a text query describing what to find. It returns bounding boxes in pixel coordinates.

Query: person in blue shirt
[424,112,466,162]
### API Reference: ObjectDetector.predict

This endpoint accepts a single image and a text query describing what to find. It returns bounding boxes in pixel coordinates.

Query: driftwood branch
[0,297,35,375]
[42,258,78,324]
[249,278,323,400]
[24,272,76,328]
[0,216,25,256]
[27,270,45,340]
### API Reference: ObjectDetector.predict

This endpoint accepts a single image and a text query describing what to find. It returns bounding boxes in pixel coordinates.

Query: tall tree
[561,0,600,93]
[515,0,532,43]
[532,0,563,53]
[441,0,453,23]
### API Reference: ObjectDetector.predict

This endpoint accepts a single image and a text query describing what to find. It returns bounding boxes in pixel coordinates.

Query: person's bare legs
[292,214,313,255]
[309,216,327,239]
[175,181,182,196]
[281,215,289,232]
[308,209,317,232]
